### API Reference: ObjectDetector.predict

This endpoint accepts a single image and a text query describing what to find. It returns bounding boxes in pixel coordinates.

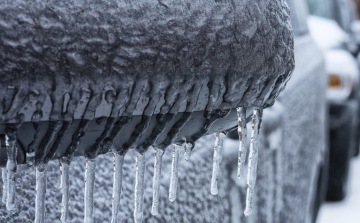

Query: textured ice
[1,169,7,204]
[169,145,181,202]
[237,107,248,179]
[5,134,17,211]
[244,109,262,216]
[151,148,164,216]
[111,153,124,223]
[60,161,70,223]
[35,164,47,223]
[210,133,225,195]
[84,159,96,223]
[134,152,146,223]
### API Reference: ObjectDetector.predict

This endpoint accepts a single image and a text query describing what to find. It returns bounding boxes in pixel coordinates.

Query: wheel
[326,106,352,201]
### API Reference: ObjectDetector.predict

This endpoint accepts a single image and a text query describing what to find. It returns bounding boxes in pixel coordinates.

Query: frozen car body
[0,0,319,222]
[0,0,296,222]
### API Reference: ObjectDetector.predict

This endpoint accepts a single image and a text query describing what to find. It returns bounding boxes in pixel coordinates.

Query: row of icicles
[0,107,262,223]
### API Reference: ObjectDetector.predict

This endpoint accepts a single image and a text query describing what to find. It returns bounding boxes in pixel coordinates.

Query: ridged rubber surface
[0,0,294,123]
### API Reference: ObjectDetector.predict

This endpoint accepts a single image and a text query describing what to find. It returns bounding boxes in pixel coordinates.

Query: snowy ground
[317,156,360,223]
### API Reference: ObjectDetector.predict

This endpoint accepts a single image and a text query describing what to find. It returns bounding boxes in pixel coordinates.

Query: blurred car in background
[228,0,328,222]
[307,0,360,201]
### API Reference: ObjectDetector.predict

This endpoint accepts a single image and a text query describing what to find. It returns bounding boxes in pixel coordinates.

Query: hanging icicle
[169,144,181,202]
[210,132,225,195]
[35,164,47,223]
[5,130,18,211]
[84,158,96,223]
[237,107,248,179]
[151,147,164,216]
[244,108,262,217]
[111,153,124,223]
[184,142,193,161]
[60,161,70,223]
[2,168,7,204]
[134,151,146,223]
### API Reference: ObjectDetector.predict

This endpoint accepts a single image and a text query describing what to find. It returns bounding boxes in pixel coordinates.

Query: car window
[307,0,356,33]
[306,0,332,18]
[286,0,309,36]
[332,0,356,32]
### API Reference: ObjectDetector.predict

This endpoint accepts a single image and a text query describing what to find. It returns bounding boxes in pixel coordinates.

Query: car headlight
[327,73,353,102]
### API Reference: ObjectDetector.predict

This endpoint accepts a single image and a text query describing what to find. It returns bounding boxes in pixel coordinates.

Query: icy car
[0,0,294,222]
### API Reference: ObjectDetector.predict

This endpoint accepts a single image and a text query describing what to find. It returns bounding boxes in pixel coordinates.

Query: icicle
[5,133,18,211]
[151,147,164,216]
[111,153,124,223]
[2,168,7,204]
[84,158,96,223]
[169,144,181,202]
[35,164,47,223]
[134,151,146,223]
[244,108,262,217]
[26,150,35,167]
[210,132,225,195]
[237,107,248,179]
[184,142,193,161]
[60,161,70,223]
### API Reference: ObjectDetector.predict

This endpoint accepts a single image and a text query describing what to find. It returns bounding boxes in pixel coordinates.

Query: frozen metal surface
[0,0,294,123]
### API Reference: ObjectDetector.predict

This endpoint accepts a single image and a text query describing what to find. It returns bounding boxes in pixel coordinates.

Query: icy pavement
[317,157,360,223]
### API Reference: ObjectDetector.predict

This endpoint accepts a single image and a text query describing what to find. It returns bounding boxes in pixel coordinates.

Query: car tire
[326,110,352,201]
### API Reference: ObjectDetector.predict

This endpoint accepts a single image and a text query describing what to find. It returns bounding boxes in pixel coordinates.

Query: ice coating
[237,107,248,179]
[210,133,225,195]
[151,148,164,215]
[5,129,18,211]
[1,169,6,204]
[84,158,96,223]
[244,108,263,217]
[0,0,294,123]
[184,143,194,161]
[169,144,181,202]
[111,153,124,223]
[60,161,70,223]
[35,164,47,223]
[134,152,146,223]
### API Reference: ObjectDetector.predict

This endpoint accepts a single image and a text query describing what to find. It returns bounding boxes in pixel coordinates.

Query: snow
[307,15,348,50]
[317,157,360,223]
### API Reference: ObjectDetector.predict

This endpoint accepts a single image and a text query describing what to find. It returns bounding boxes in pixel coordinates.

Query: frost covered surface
[0,0,294,125]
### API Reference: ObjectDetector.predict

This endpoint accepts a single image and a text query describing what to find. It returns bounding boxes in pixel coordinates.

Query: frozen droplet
[35,164,47,223]
[60,161,70,223]
[111,153,124,223]
[5,133,18,211]
[151,147,164,215]
[134,151,146,223]
[2,168,7,204]
[84,159,96,223]
[26,150,35,167]
[169,144,181,202]
[244,108,262,217]
[210,132,225,195]
[184,142,194,161]
[237,107,248,179]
